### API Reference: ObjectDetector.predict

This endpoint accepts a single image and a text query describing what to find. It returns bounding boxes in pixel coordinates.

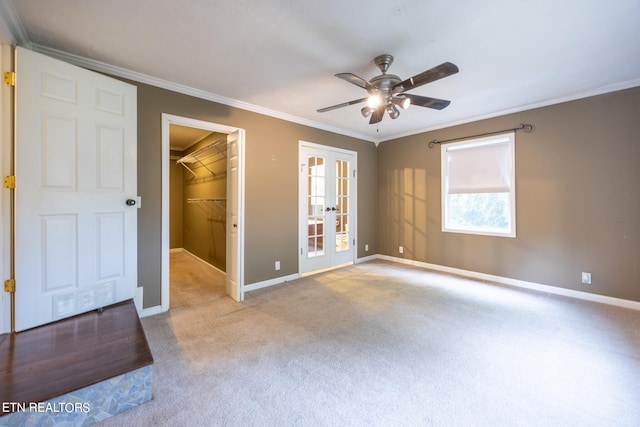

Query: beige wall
[378,87,640,302]
[134,82,377,308]
[135,78,638,308]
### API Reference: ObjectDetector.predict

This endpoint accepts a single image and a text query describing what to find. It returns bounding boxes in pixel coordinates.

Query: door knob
[126,199,137,206]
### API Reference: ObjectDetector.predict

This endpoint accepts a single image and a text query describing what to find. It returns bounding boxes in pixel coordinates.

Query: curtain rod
[428,123,534,148]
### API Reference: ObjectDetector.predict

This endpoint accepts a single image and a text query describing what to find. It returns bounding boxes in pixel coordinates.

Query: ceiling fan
[317,54,459,124]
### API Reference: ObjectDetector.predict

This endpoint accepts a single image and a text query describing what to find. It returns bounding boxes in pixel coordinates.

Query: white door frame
[0,43,13,334]
[161,114,245,312]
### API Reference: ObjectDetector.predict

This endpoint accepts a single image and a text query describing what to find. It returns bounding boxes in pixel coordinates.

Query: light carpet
[100,260,640,427]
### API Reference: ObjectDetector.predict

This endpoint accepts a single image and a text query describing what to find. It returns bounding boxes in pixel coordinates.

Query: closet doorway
[161,114,245,312]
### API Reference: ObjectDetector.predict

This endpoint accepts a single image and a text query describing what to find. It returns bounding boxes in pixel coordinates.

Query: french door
[299,142,356,274]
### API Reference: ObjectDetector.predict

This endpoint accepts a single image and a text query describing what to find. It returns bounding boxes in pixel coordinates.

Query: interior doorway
[161,114,245,312]
[169,125,228,308]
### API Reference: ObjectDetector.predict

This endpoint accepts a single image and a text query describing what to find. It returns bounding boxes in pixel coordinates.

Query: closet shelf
[187,198,227,215]
[176,138,227,177]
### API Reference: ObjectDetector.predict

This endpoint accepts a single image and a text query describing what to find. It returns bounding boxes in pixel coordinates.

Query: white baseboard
[244,273,300,293]
[134,286,143,315]
[356,254,378,264]
[140,305,163,318]
[377,254,640,311]
[140,253,640,318]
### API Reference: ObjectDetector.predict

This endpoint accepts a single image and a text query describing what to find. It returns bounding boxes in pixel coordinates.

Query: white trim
[161,114,243,312]
[138,252,640,317]
[356,254,378,264]
[299,140,359,156]
[377,255,640,311]
[30,44,377,144]
[0,43,12,334]
[244,273,300,293]
[139,304,163,318]
[378,78,640,143]
[0,1,30,47]
[134,286,143,315]
[28,45,640,147]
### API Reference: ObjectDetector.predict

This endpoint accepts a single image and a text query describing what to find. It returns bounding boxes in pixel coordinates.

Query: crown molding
[30,44,378,144]
[382,77,640,143]
[4,33,636,147]
[0,0,30,46]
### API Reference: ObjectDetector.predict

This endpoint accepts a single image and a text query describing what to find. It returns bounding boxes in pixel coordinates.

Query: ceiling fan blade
[369,106,384,124]
[317,97,368,113]
[392,62,459,92]
[336,73,376,91]
[402,94,451,110]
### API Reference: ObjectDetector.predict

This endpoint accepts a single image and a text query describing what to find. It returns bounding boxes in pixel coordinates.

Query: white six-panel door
[226,129,244,301]
[14,47,137,331]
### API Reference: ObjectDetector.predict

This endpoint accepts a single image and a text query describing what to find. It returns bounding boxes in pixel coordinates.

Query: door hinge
[3,175,15,189]
[353,170,357,178]
[4,279,15,293]
[4,71,15,86]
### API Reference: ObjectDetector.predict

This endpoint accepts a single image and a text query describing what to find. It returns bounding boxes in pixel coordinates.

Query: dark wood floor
[0,299,153,412]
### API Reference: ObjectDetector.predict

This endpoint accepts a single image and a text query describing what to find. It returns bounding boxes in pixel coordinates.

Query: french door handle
[126,199,136,206]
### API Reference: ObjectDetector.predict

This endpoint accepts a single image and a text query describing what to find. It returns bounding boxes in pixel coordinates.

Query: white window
[441,132,516,237]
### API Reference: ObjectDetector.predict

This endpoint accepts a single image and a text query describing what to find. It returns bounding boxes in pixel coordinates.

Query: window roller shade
[446,139,511,194]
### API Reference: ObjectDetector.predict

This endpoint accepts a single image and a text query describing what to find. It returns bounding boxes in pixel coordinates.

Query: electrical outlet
[365,244,369,251]
[399,246,404,254]
[581,272,591,284]
[275,261,280,271]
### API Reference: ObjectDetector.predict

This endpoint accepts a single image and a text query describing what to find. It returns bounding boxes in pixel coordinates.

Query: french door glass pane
[335,159,349,252]
[307,156,325,258]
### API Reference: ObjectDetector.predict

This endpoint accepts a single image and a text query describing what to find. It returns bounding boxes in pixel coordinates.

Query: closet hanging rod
[176,138,227,177]
[177,138,227,164]
[428,124,534,148]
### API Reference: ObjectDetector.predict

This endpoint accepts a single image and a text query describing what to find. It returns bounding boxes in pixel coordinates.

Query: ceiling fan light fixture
[317,54,458,125]
[394,96,411,110]
[386,103,400,119]
[366,94,381,108]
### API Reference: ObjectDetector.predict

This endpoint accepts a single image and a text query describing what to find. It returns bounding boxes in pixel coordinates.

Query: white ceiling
[3,0,640,143]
